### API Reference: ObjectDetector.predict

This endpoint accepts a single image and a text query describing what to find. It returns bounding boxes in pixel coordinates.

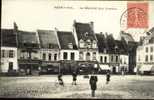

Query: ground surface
[0,75,154,99]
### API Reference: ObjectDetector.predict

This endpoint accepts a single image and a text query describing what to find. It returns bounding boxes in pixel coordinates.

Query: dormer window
[92,40,97,48]
[79,39,84,48]
[48,43,52,49]
[86,39,91,48]
[68,43,73,49]
[84,32,88,37]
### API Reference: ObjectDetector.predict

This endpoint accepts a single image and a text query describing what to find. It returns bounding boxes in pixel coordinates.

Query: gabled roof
[95,33,107,53]
[120,31,134,42]
[115,40,128,54]
[1,29,17,47]
[37,30,59,49]
[17,30,39,48]
[74,22,96,41]
[57,31,77,50]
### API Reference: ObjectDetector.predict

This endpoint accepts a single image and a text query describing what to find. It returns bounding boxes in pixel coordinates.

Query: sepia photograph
[1,0,154,99]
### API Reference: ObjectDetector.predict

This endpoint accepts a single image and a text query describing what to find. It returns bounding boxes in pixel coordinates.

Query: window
[71,52,75,60]
[43,53,46,60]
[111,55,113,62]
[116,56,118,62]
[92,52,96,60]
[150,55,153,61]
[145,55,148,62]
[150,47,153,52]
[79,52,83,60]
[87,39,91,48]
[86,52,91,61]
[54,54,57,61]
[9,50,14,58]
[68,43,73,49]
[48,44,52,49]
[100,56,103,63]
[104,56,107,63]
[48,53,51,60]
[79,39,84,48]
[1,50,5,58]
[145,47,148,53]
[63,52,67,60]
[92,40,97,48]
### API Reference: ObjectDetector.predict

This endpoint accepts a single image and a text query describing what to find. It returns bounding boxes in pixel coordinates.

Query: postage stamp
[120,2,149,30]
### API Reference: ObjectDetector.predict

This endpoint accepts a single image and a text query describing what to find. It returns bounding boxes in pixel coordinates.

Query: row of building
[1,20,153,75]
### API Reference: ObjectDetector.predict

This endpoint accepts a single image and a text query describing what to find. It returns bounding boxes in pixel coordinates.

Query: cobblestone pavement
[0,75,154,99]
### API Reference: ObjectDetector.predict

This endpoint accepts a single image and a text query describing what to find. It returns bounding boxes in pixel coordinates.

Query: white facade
[136,43,154,73]
[1,47,18,73]
[119,54,129,71]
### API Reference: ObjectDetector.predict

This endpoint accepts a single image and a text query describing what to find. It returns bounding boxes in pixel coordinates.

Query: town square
[1,0,154,99]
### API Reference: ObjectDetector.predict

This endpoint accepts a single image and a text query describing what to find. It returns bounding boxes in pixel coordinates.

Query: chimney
[13,22,18,32]
[105,32,108,38]
[73,20,76,25]
[90,21,94,31]
[55,27,58,32]
[100,32,103,35]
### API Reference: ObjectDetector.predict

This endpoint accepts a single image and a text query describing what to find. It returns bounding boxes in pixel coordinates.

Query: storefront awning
[99,64,111,70]
[140,65,153,71]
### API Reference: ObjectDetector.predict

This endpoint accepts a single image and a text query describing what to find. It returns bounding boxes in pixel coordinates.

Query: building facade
[1,28,18,73]
[57,30,79,74]
[136,28,154,74]
[73,20,99,74]
[37,29,60,74]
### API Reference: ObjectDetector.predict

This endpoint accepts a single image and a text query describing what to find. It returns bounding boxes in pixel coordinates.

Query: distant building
[73,20,99,73]
[96,32,129,74]
[37,29,60,74]
[136,28,154,74]
[1,25,18,73]
[57,30,78,74]
[96,33,110,73]
[120,31,138,73]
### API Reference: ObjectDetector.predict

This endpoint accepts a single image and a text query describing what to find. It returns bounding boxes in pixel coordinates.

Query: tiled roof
[96,33,128,54]
[1,29,17,47]
[120,31,134,42]
[74,22,96,41]
[115,40,128,54]
[17,30,39,48]
[37,30,59,49]
[95,33,107,53]
[57,31,77,50]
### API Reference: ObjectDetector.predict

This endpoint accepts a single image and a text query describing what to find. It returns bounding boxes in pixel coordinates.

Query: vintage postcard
[1,0,154,99]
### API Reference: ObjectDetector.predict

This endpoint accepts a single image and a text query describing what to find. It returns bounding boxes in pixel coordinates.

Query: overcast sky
[2,0,154,39]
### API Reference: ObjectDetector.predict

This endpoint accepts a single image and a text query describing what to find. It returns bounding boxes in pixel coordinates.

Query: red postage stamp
[127,2,149,28]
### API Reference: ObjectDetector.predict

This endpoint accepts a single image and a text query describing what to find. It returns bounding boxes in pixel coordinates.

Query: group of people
[57,70,111,97]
